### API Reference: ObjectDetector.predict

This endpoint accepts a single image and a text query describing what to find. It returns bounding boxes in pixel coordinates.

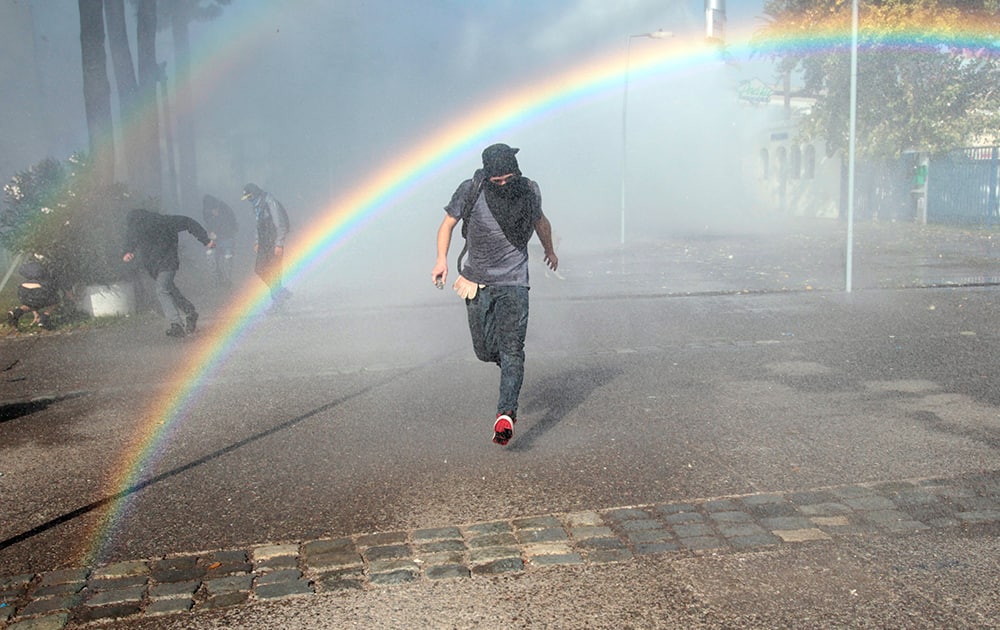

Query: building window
[790,145,801,180]
[759,148,769,180]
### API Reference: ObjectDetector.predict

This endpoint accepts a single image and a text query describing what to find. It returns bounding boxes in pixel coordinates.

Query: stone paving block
[364,544,411,562]
[84,585,145,607]
[148,580,200,600]
[6,612,70,630]
[577,537,628,552]
[413,527,462,541]
[91,560,149,580]
[254,555,299,572]
[202,574,253,596]
[717,523,769,538]
[88,575,149,591]
[369,570,418,585]
[358,531,407,547]
[562,511,604,528]
[255,569,302,586]
[956,510,1000,523]
[604,508,652,522]
[672,522,715,538]
[569,526,614,540]
[677,536,724,551]
[467,532,518,549]
[729,533,781,549]
[890,490,940,507]
[860,509,916,526]
[798,502,852,517]
[426,564,471,580]
[32,581,85,598]
[951,497,1000,512]
[301,538,355,556]
[761,516,815,531]
[420,548,466,564]
[585,549,634,563]
[417,539,466,554]
[744,501,800,519]
[664,512,706,524]
[303,550,363,572]
[313,569,364,592]
[702,499,740,512]
[468,546,521,565]
[20,594,83,617]
[515,528,569,544]
[77,601,143,623]
[655,503,698,516]
[831,485,876,499]
[254,580,314,599]
[253,544,300,561]
[619,518,664,532]
[709,511,753,524]
[0,573,32,590]
[369,559,420,576]
[787,490,839,505]
[463,521,512,536]
[38,568,89,587]
[634,541,680,555]
[625,528,674,544]
[151,556,203,583]
[844,496,898,511]
[773,528,832,542]
[199,590,250,611]
[471,558,524,575]
[513,516,563,530]
[145,597,193,616]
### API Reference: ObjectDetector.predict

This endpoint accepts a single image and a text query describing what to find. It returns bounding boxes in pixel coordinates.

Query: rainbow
[79,13,999,566]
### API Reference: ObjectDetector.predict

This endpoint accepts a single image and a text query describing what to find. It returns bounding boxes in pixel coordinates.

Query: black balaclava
[480,144,536,249]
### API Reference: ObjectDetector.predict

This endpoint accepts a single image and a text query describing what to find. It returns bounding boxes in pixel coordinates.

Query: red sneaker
[492,413,515,446]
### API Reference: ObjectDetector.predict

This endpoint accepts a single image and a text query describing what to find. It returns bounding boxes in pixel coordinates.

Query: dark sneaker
[185,311,198,334]
[6,310,20,328]
[166,323,186,338]
[492,413,515,446]
[38,313,53,330]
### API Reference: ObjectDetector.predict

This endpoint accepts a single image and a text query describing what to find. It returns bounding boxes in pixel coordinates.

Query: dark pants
[155,269,195,327]
[255,244,289,301]
[466,285,529,417]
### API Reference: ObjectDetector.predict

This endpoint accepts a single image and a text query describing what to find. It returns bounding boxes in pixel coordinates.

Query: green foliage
[2,154,150,287]
[754,0,1000,158]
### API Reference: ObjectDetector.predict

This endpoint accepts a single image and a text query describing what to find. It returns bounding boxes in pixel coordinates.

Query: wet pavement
[2,218,1000,628]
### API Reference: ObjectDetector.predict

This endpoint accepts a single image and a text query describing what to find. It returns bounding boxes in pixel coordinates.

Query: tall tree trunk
[78,0,114,186]
[171,2,198,214]
[136,0,162,200]
[103,0,142,190]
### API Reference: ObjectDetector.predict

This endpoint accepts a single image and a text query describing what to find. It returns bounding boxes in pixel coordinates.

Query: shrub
[2,154,149,288]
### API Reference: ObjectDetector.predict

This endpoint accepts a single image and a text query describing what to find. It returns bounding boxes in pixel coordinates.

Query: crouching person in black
[123,209,215,338]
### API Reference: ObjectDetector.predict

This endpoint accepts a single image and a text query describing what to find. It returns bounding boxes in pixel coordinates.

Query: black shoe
[38,313,53,330]
[6,310,19,328]
[185,311,198,334]
[166,323,186,338]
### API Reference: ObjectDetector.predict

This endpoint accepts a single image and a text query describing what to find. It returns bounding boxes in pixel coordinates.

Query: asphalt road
[2,219,1000,627]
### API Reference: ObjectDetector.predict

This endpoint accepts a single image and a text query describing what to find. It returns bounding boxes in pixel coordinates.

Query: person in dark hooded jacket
[123,209,215,337]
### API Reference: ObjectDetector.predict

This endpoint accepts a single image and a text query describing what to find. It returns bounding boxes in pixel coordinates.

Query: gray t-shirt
[445,177,542,287]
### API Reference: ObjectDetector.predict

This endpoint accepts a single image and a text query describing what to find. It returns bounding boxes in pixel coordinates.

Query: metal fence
[846,147,1000,226]
[927,146,1000,225]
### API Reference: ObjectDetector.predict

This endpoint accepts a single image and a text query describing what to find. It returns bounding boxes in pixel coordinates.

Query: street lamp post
[621,29,673,245]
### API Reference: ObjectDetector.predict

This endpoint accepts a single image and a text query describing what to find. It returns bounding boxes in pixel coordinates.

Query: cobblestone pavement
[2,469,998,628]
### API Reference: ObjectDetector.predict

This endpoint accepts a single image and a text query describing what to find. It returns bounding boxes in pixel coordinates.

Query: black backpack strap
[456,170,485,275]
